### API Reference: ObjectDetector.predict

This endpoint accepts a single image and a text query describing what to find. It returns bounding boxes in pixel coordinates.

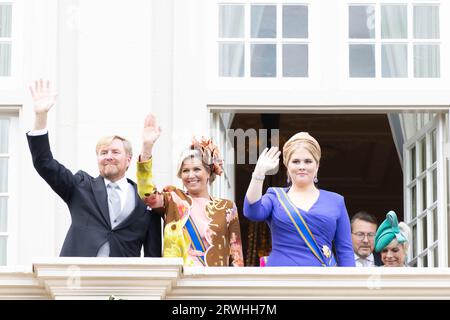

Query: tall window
[0,117,9,265]
[218,2,309,78]
[404,114,447,267]
[348,1,440,78]
[0,3,12,77]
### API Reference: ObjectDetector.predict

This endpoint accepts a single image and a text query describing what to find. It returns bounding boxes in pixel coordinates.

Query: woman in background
[374,211,410,267]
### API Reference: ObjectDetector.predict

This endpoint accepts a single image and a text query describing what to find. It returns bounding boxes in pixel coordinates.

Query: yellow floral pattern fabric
[137,159,244,267]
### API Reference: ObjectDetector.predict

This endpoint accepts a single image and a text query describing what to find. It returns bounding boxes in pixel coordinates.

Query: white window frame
[0,0,23,90]
[404,113,447,267]
[210,112,235,200]
[0,111,18,266]
[207,0,320,91]
[340,0,450,91]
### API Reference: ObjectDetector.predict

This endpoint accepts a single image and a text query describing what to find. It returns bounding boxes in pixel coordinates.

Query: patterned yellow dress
[137,158,244,267]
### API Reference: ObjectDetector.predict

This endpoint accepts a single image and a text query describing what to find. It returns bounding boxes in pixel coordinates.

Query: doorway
[230,113,403,266]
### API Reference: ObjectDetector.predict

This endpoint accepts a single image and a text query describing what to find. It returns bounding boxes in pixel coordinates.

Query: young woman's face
[286,147,319,187]
[381,239,407,267]
[180,157,210,195]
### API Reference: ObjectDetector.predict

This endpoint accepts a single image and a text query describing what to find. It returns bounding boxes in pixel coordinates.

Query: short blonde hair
[398,222,411,251]
[95,135,133,158]
[282,132,321,167]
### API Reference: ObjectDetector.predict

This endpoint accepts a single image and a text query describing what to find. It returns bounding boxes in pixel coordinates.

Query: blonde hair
[95,135,133,157]
[176,149,217,184]
[398,222,411,251]
[282,132,321,167]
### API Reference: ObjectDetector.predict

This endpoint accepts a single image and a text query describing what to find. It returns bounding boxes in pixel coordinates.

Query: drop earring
[314,176,318,183]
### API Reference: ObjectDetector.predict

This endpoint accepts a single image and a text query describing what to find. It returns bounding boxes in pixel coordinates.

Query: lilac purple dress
[244,187,355,267]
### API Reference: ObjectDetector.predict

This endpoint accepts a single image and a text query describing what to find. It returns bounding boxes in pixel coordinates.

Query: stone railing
[1,258,450,299]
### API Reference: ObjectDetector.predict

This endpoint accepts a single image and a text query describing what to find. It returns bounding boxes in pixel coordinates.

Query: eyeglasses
[352,232,376,240]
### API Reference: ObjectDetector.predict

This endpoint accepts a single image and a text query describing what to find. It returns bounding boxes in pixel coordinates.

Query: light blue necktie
[107,182,121,224]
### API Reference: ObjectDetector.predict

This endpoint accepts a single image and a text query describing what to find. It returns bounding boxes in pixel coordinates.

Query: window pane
[414,6,439,39]
[349,6,375,39]
[251,5,276,38]
[382,44,407,77]
[283,44,308,77]
[283,5,308,38]
[219,5,244,38]
[432,208,437,242]
[431,129,436,164]
[381,5,407,39]
[432,169,437,203]
[422,215,428,250]
[0,197,7,233]
[412,223,417,256]
[0,119,9,153]
[0,158,8,192]
[423,253,428,267]
[414,44,440,78]
[411,184,417,219]
[0,42,11,77]
[251,44,276,77]
[0,236,6,265]
[219,43,244,77]
[411,146,416,178]
[0,4,12,38]
[349,44,375,77]
[422,176,427,210]
[419,138,426,173]
[434,247,438,267]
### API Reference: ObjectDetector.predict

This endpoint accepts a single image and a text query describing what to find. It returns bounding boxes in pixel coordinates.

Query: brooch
[322,245,331,258]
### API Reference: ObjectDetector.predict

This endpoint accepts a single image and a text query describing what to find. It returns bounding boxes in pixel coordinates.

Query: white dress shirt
[354,253,375,267]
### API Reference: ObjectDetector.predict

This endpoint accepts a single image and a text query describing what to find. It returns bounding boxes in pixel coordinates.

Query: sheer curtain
[414,45,440,78]
[414,6,440,78]
[219,5,245,77]
[414,6,439,39]
[381,5,407,77]
[219,43,244,77]
[0,4,12,37]
[0,43,11,76]
[219,5,244,38]
[381,5,407,39]
[0,4,12,77]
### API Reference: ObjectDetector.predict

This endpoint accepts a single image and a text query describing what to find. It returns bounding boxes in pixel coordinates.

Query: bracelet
[252,172,266,181]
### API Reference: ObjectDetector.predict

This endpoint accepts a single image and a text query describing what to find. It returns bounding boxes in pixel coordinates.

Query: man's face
[97,139,131,182]
[351,219,377,258]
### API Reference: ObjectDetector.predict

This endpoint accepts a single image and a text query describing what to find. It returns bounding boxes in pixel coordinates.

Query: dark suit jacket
[374,252,383,266]
[27,133,162,257]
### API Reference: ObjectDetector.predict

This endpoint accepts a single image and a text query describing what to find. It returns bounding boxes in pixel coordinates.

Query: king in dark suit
[27,79,161,257]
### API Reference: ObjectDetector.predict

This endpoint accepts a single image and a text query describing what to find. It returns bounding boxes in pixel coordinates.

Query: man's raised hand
[29,79,57,115]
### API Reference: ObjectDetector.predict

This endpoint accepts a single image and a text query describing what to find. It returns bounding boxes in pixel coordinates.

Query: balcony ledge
[1,258,450,299]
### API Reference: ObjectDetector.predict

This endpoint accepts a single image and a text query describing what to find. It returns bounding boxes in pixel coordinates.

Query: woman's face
[381,239,407,267]
[286,146,319,187]
[180,157,210,195]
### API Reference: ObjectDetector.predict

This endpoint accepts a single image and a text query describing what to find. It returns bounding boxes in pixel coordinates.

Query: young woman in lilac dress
[244,132,355,267]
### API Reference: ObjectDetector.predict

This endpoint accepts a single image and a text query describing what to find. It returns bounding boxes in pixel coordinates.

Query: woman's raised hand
[254,146,281,176]
[142,113,161,146]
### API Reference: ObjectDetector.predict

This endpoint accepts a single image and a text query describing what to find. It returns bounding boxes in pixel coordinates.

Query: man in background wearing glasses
[351,211,382,267]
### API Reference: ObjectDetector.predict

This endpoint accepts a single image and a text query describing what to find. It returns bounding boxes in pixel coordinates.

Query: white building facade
[0,0,449,278]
